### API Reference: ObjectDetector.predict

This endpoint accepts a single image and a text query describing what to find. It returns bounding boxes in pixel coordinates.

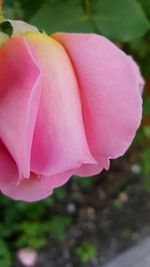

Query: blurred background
[1,0,150,266]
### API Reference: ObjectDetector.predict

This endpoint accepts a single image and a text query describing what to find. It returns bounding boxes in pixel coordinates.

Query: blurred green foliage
[76,241,96,263]
[4,0,150,39]
[1,0,150,266]
[113,198,123,209]
[0,188,72,266]
[0,239,12,267]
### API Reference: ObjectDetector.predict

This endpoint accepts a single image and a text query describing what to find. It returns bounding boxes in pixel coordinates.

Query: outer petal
[0,141,72,201]
[0,36,41,179]
[24,32,97,176]
[1,171,72,202]
[53,33,143,171]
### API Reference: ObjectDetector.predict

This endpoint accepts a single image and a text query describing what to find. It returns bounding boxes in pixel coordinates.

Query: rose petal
[24,32,96,177]
[53,33,143,171]
[1,171,52,202]
[0,36,41,179]
[0,140,58,202]
[0,146,73,201]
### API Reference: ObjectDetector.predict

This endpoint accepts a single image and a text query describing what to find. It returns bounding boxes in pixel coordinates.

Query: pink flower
[0,20,143,201]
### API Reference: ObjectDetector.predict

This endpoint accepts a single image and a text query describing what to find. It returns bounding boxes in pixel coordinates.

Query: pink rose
[0,20,143,201]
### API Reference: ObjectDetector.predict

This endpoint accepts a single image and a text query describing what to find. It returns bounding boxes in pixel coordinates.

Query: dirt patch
[14,145,150,267]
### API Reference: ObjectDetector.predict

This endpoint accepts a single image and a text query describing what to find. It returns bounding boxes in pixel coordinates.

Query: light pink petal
[1,173,46,202]
[24,33,96,177]
[0,144,48,201]
[0,137,71,202]
[0,36,41,179]
[2,171,73,202]
[53,33,143,171]
[74,164,102,177]
[0,140,73,201]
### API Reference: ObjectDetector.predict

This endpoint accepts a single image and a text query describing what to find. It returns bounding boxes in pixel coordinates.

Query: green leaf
[17,221,49,249]
[49,216,72,240]
[129,38,150,57]
[138,0,150,18]
[93,0,150,41]
[4,0,24,20]
[143,96,150,115]
[21,0,46,21]
[30,0,93,34]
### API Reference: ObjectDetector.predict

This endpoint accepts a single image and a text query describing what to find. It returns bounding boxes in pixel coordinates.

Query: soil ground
[14,144,150,267]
